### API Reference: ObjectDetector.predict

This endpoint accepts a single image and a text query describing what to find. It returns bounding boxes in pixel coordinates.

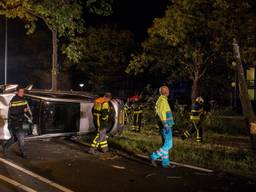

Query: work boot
[162,164,170,169]
[181,134,187,140]
[2,145,6,157]
[162,159,170,169]
[150,159,158,167]
[88,148,97,155]
[196,137,202,143]
[135,128,141,133]
[101,147,109,153]
[20,152,27,159]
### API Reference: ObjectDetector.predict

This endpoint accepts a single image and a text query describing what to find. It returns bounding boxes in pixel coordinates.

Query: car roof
[26,90,97,103]
[0,85,98,103]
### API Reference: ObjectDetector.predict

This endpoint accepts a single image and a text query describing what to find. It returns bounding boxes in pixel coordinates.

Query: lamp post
[4,17,8,84]
[231,61,238,108]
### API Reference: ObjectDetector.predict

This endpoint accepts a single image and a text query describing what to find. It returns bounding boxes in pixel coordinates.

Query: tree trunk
[191,77,199,101]
[51,31,58,91]
[233,38,256,151]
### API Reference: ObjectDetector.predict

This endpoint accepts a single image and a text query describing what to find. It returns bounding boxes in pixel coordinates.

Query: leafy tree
[127,0,217,100]
[127,0,256,101]
[197,0,256,103]
[0,0,112,90]
[208,0,256,64]
[66,26,135,92]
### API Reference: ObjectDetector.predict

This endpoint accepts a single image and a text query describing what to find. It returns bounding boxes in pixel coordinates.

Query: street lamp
[4,17,8,84]
[232,61,237,67]
[79,83,85,91]
[231,82,236,88]
[231,61,238,107]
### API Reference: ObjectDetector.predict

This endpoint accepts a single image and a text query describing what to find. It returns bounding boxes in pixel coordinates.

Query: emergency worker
[182,97,205,142]
[150,86,174,168]
[88,92,112,154]
[130,95,143,132]
[2,86,32,158]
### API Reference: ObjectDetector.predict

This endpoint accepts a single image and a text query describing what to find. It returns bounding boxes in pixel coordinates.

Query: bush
[137,85,247,136]
[203,109,248,135]
[173,103,248,136]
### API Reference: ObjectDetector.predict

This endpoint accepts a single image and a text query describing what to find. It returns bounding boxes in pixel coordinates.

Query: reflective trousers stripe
[184,131,190,138]
[96,114,101,128]
[162,155,169,159]
[100,144,108,148]
[91,133,108,149]
[91,143,98,148]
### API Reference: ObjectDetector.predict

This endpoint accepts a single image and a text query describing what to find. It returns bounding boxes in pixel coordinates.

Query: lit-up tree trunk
[233,38,256,151]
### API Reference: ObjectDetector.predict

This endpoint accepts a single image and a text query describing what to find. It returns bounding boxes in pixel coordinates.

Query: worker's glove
[28,117,33,124]
[164,127,169,134]
[24,114,33,124]
[163,123,170,134]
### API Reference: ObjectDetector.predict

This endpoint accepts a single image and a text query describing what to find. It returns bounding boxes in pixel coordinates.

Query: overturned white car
[0,85,125,140]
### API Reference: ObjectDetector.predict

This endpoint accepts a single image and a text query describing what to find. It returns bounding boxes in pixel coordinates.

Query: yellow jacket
[155,95,174,127]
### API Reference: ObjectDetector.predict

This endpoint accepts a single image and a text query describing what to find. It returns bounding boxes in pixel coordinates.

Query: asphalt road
[0,138,255,192]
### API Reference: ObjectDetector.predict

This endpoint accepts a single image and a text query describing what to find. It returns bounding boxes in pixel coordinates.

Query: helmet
[104,92,112,99]
[196,97,204,104]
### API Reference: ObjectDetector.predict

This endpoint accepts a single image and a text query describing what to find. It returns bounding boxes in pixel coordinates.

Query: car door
[41,101,80,134]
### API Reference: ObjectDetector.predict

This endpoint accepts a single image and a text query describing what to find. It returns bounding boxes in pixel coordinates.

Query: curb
[106,139,214,173]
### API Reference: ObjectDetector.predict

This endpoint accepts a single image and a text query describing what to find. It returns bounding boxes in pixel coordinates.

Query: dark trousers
[91,115,108,149]
[3,124,25,154]
[183,120,203,142]
[132,112,142,132]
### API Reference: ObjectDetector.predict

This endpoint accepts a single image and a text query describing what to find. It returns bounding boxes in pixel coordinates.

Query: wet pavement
[0,138,255,192]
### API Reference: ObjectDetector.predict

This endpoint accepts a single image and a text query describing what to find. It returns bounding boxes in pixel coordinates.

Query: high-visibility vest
[92,97,110,121]
[190,103,203,121]
[132,103,143,114]
[155,95,175,127]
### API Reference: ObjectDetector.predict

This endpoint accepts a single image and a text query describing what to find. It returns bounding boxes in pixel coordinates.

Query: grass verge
[108,130,256,178]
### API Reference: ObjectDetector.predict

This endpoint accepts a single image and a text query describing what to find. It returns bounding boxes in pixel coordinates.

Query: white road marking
[111,165,126,169]
[0,157,74,192]
[171,161,214,173]
[136,154,214,173]
[167,176,182,179]
[145,173,157,178]
[0,174,37,192]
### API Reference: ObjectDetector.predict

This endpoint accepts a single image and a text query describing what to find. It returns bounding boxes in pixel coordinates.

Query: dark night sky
[107,0,168,40]
[0,0,168,88]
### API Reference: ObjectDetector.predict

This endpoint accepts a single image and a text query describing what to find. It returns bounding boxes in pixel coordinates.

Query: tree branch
[24,7,54,33]
[198,53,214,79]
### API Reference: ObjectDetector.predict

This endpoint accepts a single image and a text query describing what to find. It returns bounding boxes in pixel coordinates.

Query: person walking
[150,86,175,168]
[88,92,112,154]
[2,86,32,158]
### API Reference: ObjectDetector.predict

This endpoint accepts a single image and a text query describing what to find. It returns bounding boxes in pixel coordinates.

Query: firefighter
[150,86,175,168]
[2,86,32,158]
[130,95,143,132]
[88,92,112,154]
[182,97,205,142]
[124,98,131,125]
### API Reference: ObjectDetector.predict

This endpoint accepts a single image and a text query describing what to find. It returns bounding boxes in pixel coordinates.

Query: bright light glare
[79,83,85,88]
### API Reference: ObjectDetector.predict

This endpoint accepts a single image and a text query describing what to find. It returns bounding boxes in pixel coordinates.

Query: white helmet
[196,97,204,104]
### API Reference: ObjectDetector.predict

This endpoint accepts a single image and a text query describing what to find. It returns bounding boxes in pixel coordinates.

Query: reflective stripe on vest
[11,101,27,107]
[134,110,142,114]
